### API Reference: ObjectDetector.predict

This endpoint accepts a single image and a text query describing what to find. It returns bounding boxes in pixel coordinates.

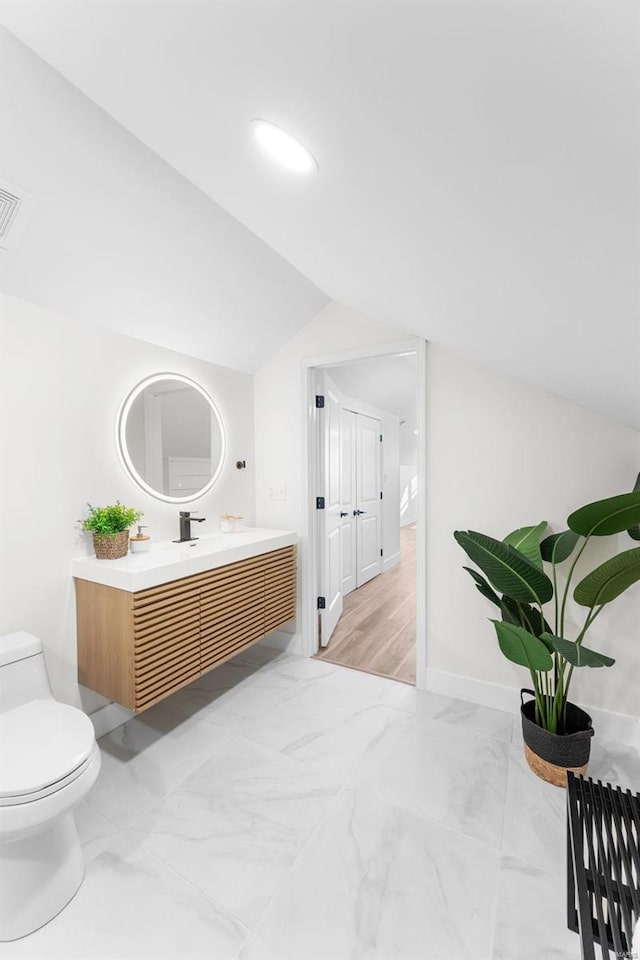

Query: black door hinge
[315,395,325,408]
[316,496,325,509]
[317,596,326,610]
[380,491,383,500]
[379,434,383,442]
[380,548,384,557]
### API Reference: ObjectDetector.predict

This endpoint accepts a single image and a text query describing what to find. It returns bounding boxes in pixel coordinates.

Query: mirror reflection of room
[124,377,224,499]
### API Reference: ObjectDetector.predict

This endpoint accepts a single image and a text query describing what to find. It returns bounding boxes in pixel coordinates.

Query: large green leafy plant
[454,486,640,734]
[80,502,142,539]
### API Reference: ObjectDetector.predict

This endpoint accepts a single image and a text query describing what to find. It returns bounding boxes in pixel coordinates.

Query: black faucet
[173,511,206,543]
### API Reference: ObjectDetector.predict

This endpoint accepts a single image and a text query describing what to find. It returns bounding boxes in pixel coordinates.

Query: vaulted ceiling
[2,0,638,426]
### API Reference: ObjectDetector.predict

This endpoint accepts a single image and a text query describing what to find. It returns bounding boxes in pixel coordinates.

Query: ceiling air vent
[0,178,34,251]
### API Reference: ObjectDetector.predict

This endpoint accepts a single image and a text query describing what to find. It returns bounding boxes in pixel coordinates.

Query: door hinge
[380,491,383,500]
[316,496,325,510]
[379,434,383,442]
[317,596,326,610]
[315,395,325,408]
[380,548,384,557]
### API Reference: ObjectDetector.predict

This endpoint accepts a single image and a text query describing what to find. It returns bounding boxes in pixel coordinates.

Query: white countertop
[72,527,297,592]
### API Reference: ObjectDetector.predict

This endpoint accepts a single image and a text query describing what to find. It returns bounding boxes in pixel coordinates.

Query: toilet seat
[0,699,96,806]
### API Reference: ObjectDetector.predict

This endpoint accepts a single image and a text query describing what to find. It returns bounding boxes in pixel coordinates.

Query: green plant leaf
[503,522,548,568]
[541,633,615,668]
[463,567,501,607]
[573,547,640,607]
[454,530,553,604]
[499,598,521,627]
[568,491,640,537]
[80,501,143,537]
[540,530,580,564]
[500,597,551,637]
[537,632,556,654]
[629,473,640,541]
[491,620,553,672]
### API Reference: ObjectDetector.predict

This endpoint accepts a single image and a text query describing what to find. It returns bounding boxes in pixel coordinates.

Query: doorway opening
[302,339,425,688]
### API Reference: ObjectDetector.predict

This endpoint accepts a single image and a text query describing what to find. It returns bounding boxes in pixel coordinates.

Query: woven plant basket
[520,688,594,788]
[93,530,130,560]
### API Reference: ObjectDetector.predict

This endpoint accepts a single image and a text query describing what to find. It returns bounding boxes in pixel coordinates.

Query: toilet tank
[0,632,53,714]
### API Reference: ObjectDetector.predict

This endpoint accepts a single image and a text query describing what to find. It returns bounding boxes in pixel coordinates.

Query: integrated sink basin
[72,527,297,592]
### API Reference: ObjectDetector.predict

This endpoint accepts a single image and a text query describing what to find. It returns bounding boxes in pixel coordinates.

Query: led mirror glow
[117,373,226,504]
[252,120,317,174]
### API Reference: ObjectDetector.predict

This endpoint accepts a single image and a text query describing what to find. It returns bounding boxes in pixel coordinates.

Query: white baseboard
[89,701,134,739]
[382,551,401,573]
[425,668,639,750]
[426,668,518,714]
[587,704,640,751]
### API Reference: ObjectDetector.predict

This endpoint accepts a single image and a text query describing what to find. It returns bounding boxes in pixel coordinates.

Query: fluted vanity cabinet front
[132,577,202,710]
[76,544,296,712]
[198,552,284,675]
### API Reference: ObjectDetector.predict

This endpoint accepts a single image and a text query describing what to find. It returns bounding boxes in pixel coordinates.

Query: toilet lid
[0,699,96,799]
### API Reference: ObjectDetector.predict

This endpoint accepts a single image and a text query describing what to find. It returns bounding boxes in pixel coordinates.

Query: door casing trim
[300,337,427,690]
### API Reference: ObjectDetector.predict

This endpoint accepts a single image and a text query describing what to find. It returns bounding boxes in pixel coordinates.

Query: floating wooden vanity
[74,530,296,712]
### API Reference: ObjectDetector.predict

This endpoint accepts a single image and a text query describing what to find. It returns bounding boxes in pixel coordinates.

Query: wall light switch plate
[268,485,287,501]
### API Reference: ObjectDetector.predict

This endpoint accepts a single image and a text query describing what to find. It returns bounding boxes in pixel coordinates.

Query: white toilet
[0,632,101,941]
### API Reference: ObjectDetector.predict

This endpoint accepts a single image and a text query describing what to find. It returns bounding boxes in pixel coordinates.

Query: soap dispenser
[130,524,151,553]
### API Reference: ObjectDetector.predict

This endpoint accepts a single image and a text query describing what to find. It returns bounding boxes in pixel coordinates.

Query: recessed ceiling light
[251,120,317,174]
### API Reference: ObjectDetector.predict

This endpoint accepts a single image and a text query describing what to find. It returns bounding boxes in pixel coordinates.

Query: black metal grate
[567,772,640,960]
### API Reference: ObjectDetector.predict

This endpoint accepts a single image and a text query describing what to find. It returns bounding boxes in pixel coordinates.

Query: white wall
[254,302,412,647]
[322,355,419,464]
[0,294,255,714]
[254,301,640,719]
[0,29,327,374]
[254,303,411,534]
[400,465,418,528]
[426,345,640,719]
[381,414,401,568]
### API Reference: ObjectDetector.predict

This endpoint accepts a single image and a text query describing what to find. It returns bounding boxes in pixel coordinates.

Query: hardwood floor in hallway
[315,525,416,684]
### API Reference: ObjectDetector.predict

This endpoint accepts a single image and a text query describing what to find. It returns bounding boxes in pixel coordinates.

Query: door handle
[340,511,349,517]
[353,509,366,516]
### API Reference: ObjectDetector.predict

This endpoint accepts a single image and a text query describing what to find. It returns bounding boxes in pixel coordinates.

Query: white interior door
[340,408,357,596]
[356,413,382,587]
[319,374,344,646]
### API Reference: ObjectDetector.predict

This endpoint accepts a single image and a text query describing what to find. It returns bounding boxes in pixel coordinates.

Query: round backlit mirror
[117,373,226,503]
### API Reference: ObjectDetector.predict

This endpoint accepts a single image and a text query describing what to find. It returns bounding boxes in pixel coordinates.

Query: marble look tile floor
[6,646,639,960]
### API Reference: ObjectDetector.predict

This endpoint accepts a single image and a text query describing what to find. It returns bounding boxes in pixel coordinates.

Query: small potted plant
[80,502,143,560]
[454,485,640,787]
